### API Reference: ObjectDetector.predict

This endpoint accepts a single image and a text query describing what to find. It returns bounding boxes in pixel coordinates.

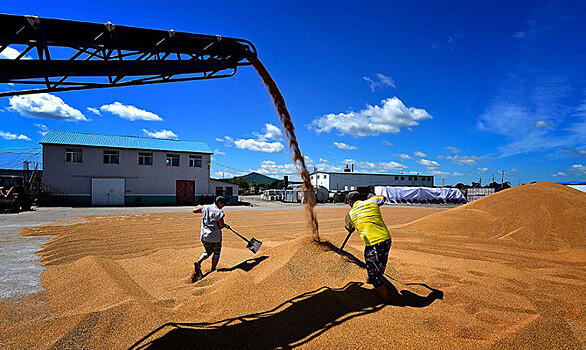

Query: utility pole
[501,170,505,186]
[442,177,445,187]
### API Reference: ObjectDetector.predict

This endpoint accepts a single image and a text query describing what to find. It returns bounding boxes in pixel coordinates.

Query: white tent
[374,186,466,204]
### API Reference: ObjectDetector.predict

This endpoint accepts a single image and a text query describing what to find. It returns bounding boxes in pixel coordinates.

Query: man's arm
[367,195,386,206]
[345,213,355,233]
[218,217,228,229]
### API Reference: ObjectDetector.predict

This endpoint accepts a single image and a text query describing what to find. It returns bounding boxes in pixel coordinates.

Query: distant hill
[237,172,279,185]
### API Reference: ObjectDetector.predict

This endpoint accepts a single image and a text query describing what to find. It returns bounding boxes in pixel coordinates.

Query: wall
[210,179,239,204]
[310,172,434,191]
[42,144,211,205]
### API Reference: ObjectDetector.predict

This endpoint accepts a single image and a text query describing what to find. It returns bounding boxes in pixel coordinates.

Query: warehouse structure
[311,170,434,191]
[40,131,235,206]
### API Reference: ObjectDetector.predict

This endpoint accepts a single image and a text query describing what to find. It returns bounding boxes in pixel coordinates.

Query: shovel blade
[246,238,262,254]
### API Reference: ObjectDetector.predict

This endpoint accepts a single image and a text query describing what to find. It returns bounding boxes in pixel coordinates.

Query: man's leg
[365,241,390,304]
[210,243,222,271]
[192,243,212,282]
[197,252,209,265]
[211,256,219,271]
[374,240,391,303]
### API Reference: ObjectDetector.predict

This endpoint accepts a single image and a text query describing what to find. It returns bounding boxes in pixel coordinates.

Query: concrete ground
[0,196,456,299]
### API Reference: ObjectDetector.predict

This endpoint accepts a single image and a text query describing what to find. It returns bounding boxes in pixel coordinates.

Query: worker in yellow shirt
[345,191,391,303]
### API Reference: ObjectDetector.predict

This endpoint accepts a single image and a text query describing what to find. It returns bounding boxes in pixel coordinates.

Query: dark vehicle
[0,175,33,213]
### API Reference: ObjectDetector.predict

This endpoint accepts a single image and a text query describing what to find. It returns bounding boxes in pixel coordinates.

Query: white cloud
[0,47,20,59]
[343,158,407,172]
[513,31,526,39]
[9,93,88,121]
[333,142,357,150]
[256,160,299,178]
[427,169,449,176]
[478,167,489,172]
[551,172,567,177]
[571,164,586,174]
[34,123,49,136]
[142,129,178,139]
[564,148,586,157]
[0,131,31,141]
[414,151,426,158]
[417,159,440,167]
[221,125,285,153]
[214,149,226,155]
[363,73,396,92]
[533,120,551,128]
[383,141,394,146]
[233,139,284,153]
[216,136,234,145]
[445,146,461,153]
[395,154,412,160]
[310,97,432,137]
[0,47,32,60]
[431,31,462,52]
[253,123,282,141]
[478,103,534,136]
[100,102,162,121]
[439,155,482,166]
[87,107,101,116]
[477,76,586,158]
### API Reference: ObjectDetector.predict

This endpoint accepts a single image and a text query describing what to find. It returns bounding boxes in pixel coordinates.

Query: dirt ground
[0,183,585,349]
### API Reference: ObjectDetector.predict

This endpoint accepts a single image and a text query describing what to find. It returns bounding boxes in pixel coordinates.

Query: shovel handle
[227,227,250,243]
[338,230,353,254]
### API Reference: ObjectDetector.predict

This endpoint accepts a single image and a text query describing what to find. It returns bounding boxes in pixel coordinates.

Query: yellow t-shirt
[345,199,390,246]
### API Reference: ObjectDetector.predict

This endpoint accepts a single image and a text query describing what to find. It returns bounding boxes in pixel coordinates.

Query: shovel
[338,230,354,254]
[227,226,262,253]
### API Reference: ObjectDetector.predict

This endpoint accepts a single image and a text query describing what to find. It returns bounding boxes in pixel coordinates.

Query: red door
[176,180,195,205]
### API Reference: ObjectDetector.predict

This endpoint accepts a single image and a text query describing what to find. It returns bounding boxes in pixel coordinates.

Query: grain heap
[1,184,584,348]
[395,182,586,248]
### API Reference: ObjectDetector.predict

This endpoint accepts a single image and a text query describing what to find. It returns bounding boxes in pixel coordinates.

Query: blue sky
[1,0,586,185]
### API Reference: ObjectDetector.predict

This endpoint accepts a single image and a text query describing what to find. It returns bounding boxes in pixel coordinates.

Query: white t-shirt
[200,204,225,242]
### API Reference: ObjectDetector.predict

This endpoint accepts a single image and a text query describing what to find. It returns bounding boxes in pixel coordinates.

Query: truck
[0,175,33,213]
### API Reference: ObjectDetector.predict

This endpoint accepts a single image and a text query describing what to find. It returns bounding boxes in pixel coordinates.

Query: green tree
[229,177,249,190]
[268,180,285,189]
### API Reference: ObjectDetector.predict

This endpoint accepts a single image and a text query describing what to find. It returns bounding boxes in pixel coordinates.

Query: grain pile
[1,186,585,349]
[395,182,586,248]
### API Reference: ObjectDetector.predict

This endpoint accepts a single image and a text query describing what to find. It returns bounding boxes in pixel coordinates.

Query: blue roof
[40,131,213,154]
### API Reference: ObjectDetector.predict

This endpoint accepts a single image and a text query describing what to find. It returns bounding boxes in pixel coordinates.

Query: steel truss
[0,14,257,97]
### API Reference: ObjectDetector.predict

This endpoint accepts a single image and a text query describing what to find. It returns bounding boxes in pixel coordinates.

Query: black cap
[215,196,227,205]
[347,191,361,202]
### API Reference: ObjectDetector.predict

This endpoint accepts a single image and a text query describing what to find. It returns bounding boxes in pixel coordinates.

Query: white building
[311,171,434,191]
[40,131,236,206]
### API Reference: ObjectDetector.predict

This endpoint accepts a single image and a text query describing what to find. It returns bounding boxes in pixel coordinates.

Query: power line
[0,151,42,167]
[210,161,249,174]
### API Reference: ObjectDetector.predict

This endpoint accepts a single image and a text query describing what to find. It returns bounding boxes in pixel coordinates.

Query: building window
[401,176,404,181]
[166,153,180,166]
[216,187,224,196]
[103,150,119,164]
[65,148,82,163]
[138,152,153,165]
[226,187,233,196]
[317,175,320,179]
[189,155,202,167]
[395,176,399,181]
